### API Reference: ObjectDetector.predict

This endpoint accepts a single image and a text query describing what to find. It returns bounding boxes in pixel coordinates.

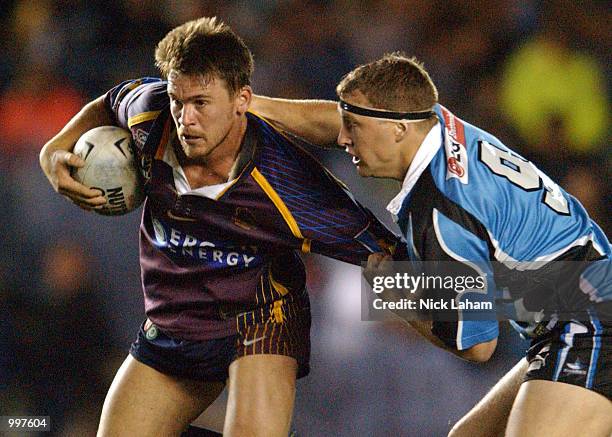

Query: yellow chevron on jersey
[128,110,162,128]
[250,166,305,241]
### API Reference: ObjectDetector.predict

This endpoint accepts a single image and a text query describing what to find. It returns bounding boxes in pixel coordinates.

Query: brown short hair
[336,53,438,112]
[155,17,254,94]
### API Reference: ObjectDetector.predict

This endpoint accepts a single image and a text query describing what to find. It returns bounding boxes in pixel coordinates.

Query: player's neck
[179,116,248,188]
[397,119,437,181]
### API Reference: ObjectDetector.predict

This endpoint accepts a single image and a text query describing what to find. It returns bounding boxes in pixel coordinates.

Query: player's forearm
[405,320,449,350]
[403,319,497,363]
[250,96,340,147]
[39,94,113,202]
[40,95,112,163]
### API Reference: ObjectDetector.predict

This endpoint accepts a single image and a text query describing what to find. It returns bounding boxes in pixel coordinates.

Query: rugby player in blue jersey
[251,53,611,437]
[39,18,400,437]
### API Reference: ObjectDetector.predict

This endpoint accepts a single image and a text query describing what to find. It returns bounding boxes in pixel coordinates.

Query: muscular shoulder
[105,78,169,129]
[249,112,333,179]
[429,108,603,262]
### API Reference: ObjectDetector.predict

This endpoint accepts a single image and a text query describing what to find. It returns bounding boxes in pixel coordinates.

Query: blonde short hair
[337,52,438,112]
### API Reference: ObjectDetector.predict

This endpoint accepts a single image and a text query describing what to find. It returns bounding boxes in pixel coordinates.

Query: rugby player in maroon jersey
[40,17,401,437]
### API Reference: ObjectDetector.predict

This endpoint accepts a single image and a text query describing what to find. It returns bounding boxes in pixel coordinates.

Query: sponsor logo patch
[445,138,468,183]
[441,107,469,184]
[447,156,465,178]
[243,336,267,347]
[528,344,550,372]
[150,217,260,268]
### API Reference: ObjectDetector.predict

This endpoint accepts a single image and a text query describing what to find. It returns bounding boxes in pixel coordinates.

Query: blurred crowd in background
[0,0,609,435]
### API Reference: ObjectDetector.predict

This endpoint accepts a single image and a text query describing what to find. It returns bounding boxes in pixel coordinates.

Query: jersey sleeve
[288,170,404,264]
[309,191,405,263]
[428,209,499,350]
[252,116,405,265]
[103,78,168,148]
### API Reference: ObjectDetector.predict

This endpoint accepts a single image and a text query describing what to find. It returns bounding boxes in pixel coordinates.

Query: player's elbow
[457,337,497,363]
[39,142,51,166]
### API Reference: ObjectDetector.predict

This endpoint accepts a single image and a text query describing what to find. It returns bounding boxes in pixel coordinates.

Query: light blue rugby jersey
[395,105,610,349]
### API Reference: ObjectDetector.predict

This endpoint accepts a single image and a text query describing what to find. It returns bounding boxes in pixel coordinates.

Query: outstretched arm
[250,96,341,147]
[365,253,498,363]
[39,95,112,210]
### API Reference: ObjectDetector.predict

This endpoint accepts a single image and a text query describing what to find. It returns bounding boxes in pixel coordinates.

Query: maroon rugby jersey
[105,78,402,340]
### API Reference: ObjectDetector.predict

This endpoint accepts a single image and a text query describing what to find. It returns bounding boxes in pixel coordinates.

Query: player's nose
[337,128,352,150]
[179,104,196,126]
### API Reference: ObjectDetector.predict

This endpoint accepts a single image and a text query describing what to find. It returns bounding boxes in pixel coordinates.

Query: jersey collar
[386,121,443,219]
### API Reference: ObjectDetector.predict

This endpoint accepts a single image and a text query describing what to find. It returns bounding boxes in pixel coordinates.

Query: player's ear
[235,85,252,115]
[393,121,408,142]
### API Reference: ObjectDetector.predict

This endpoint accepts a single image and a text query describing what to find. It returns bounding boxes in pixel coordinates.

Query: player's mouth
[181,134,202,145]
[344,145,362,166]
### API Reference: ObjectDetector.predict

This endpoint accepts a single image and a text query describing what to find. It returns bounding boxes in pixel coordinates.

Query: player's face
[337,91,404,179]
[167,70,250,161]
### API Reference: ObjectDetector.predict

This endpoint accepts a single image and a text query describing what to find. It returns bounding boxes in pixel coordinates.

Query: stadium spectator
[499,4,609,154]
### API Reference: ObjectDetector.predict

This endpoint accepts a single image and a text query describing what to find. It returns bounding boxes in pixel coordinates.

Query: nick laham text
[372,298,493,311]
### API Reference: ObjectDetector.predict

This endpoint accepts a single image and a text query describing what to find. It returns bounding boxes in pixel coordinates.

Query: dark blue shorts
[129,296,311,382]
[524,317,611,400]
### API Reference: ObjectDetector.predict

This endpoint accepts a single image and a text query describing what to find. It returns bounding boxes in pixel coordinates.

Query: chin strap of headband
[339,99,435,121]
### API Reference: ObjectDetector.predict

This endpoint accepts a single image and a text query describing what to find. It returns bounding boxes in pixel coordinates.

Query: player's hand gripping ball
[71,126,144,215]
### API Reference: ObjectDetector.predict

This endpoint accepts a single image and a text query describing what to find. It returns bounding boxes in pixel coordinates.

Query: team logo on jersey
[145,324,159,340]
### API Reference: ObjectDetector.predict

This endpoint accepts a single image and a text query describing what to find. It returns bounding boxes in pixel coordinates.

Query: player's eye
[194,99,208,107]
[342,116,357,130]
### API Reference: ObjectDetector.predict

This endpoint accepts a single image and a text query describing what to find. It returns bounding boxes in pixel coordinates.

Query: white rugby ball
[72,126,144,215]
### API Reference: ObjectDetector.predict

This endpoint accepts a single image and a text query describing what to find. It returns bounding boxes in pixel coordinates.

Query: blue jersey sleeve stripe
[586,311,602,389]
[552,323,573,382]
